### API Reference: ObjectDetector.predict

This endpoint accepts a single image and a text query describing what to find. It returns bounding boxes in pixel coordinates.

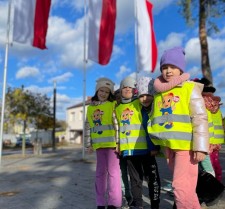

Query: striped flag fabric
[13,0,51,50]
[135,0,157,72]
[88,0,117,65]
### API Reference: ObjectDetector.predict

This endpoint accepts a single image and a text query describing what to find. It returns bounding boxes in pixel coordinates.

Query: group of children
[85,46,224,209]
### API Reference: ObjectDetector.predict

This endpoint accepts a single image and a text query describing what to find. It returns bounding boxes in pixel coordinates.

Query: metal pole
[0,0,12,165]
[134,0,139,76]
[52,81,56,151]
[82,0,88,160]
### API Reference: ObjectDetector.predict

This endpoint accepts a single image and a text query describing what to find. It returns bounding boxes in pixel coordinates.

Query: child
[85,77,122,209]
[137,76,161,209]
[193,78,216,177]
[116,76,160,209]
[194,77,225,181]
[210,94,224,182]
[148,47,209,209]
[116,77,136,208]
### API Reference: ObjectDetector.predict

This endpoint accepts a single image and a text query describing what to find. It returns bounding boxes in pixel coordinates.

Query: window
[70,112,75,122]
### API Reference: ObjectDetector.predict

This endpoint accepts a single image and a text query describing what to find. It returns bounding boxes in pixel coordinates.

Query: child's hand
[115,144,121,155]
[193,151,206,162]
[86,146,94,154]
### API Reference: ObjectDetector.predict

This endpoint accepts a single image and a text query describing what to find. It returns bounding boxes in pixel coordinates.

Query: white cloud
[25,85,53,95]
[16,66,40,79]
[48,72,73,84]
[47,16,84,69]
[116,65,131,79]
[54,93,83,119]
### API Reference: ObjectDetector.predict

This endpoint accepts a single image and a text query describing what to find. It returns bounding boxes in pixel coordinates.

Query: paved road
[0,145,224,209]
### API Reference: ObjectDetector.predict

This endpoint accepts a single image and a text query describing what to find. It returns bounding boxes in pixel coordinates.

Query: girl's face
[121,86,133,99]
[139,94,153,107]
[161,64,182,82]
[97,87,110,102]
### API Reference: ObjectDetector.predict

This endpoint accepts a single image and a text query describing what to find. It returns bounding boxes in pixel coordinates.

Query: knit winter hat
[193,77,216,93]
[95,77,115,93]
[137,76,154,96]
[160,47,186,72]
[120,76,136,89]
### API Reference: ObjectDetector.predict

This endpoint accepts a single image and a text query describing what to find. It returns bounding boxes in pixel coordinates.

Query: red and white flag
[88,0,117,65]
[135,0,157,72]
[13,0,51,50]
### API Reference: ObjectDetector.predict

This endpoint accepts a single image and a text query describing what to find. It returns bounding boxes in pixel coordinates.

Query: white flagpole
[134,0,139,78]
[0,0,12,165]
[82,0,88,160]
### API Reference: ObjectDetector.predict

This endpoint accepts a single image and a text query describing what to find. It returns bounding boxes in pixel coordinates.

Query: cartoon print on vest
[92,109,104,134]
[121,108,134,136]
[158,93,180,129]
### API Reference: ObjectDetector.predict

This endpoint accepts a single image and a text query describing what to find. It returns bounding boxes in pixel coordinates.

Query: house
[65,97,91,144]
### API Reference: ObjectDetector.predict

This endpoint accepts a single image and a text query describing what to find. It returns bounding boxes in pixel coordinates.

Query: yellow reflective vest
[87,101,116,149]
[206,109,214,143]
[211,109,224,144]
[116,99,147,152]
[148,82,195,150]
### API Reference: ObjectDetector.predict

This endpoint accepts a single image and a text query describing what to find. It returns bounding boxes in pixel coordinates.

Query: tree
[178,0,225,84]
[5,87,53,154]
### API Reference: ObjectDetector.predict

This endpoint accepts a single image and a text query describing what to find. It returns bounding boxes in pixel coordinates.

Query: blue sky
[0,0,225,120]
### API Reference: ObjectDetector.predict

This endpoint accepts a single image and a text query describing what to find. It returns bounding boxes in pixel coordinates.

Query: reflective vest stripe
[90,124,114,132]
[208,122,213,128]
[151,114,191,125]
[120,136,146,144]
[214,134,224,139]
[120,124,144,132]
[149,131,192,141]
[92,137,115,144]
[214,125,223,130]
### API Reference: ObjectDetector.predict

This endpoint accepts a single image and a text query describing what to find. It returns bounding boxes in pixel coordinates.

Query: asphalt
[0,145,224,209]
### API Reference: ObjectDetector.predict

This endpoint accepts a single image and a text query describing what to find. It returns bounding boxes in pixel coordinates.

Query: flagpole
[0,0,12,165]
[134,0,139,77]
[82,0,88,160]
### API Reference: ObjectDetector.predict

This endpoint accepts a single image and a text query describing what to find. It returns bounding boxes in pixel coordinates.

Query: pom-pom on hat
[120,76,136,89]
[96,77,115,93]
[193,77,216,93]
[137,76,154,97]
[160,47,186,72]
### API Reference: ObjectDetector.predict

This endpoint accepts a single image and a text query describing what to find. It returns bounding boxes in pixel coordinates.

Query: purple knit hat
[160,47,186,72]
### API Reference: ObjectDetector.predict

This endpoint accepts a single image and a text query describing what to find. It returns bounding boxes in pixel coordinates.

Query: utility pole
[52,81,56,151]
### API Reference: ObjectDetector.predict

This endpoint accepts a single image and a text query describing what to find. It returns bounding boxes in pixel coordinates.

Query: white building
[65,97,91,144]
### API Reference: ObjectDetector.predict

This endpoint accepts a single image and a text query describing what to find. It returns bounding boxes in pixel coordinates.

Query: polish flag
[136,0,157,72]
[88,0,117,65]
[13,0,51,50]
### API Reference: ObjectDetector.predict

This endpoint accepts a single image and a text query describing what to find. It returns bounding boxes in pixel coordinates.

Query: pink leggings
[95,148,122,207]
[210,150,222,182]
[165,148,201,209]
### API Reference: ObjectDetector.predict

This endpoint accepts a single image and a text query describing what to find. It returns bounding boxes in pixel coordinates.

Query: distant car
[15,138,33,147]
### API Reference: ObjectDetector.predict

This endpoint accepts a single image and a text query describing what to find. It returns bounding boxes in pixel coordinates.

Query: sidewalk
[0,145,224,209]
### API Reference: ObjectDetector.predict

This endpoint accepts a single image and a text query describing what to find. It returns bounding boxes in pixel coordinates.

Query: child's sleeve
[112,110,119,144]
[190,83,209,153]
[84,118,92,148]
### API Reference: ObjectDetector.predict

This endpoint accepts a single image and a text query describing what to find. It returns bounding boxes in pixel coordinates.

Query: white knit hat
[120,76,136,89]
[137,76,154,96]
[95,77,115,93]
